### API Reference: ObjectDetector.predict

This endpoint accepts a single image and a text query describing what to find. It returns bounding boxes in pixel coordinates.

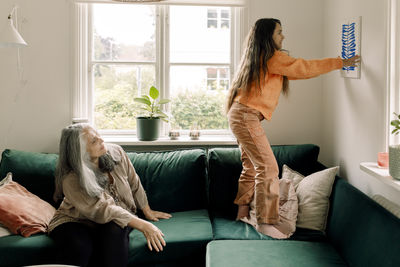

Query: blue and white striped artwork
[341,16,361,78]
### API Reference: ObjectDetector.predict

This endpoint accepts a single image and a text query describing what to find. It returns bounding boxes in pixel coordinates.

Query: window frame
[387,0,400,148]
[71,2,248,138]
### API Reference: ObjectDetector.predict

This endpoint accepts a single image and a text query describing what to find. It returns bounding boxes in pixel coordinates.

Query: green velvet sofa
[0,144,399,267]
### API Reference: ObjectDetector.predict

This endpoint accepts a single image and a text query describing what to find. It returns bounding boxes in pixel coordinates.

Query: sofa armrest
[326,178,400,267]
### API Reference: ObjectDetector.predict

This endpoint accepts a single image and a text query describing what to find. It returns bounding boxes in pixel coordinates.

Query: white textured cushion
[282,164,339,232]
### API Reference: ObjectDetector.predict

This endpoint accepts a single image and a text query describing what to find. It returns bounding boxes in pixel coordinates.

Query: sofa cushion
[211,214,327,242]
[208,144,321,218]
[206,240,347,267]
[0,149,58,207]
[0,173,55,237]
[327,178,400,267]
[129,209,213,266]
[282,164,339,232]
[127,149,208,213]
[0,234,56,267]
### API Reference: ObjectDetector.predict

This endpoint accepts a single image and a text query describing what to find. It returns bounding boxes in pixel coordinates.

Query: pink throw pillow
[0,173,55,237]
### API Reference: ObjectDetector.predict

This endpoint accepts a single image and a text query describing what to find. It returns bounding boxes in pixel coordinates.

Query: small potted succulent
[134,86,170,141]
[389,112,400,180]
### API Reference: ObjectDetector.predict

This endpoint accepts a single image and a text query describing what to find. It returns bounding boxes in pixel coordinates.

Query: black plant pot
[136,117,160,141]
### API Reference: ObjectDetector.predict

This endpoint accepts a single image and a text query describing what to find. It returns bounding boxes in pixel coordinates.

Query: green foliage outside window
[170,90,228,130]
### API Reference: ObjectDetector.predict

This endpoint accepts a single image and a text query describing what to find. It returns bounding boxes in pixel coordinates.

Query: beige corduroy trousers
[228,101,280,224]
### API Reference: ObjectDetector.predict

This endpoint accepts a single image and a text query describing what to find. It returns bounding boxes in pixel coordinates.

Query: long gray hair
[53,123,116,201]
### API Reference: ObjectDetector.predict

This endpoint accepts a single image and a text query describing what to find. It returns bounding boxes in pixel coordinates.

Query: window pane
[221,9,229,19]
[207,20,218,28]
[207,68,217,78]
[221,20,229,29]
[93,4,156,62]
[207,9,217,18]
[93,64,155,130]
[220,79,229,90]
[170,66,229,130]
[219,68,228,78]
[170,6,230,63]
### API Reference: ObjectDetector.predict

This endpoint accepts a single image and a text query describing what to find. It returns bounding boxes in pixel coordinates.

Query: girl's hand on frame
[342,55,361,67]
[142,205,172,221]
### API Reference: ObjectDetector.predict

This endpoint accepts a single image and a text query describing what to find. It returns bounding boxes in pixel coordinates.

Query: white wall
[321,0,400,204]
[0,0,71,154]
[249,0,325,146]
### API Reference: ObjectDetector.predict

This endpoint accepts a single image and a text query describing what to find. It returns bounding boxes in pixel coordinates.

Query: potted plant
[134,86,170,141]
[389,112,400,180]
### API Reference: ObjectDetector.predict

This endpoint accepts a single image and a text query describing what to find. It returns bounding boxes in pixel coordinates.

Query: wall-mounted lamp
[0,5,27,48]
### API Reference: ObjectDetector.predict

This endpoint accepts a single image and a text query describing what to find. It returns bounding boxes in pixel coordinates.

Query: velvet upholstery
[127,149,208,213]
[1,145,399,267]
[326,178,400,267]
[0,149,58,207]
[206,240,347,267]
[207,144,321,219]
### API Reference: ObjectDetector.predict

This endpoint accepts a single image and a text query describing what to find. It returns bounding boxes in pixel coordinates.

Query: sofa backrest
[326,178,400,267]
[207,144,321,218]
[127,149,208,213]
[0,149,58,207]
[0,148,209,213]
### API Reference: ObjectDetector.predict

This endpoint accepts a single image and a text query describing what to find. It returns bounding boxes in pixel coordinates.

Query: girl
[226,18,359,238]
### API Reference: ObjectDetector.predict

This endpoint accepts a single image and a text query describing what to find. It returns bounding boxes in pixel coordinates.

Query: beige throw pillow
[281,164,339,232]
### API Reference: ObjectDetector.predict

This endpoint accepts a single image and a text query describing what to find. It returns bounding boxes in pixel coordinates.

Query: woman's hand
[142,205,172,221]
[140,221,166,252]
[342,55,361,67]
[128,217,166,252]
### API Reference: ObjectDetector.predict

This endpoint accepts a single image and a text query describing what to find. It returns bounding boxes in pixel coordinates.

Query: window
[207,68,229,91]
[72,2,246,137]
[207,8,230,29]
[92,5,156,130]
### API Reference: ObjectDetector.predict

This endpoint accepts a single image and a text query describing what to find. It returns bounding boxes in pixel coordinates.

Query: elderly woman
[48,123,171,267]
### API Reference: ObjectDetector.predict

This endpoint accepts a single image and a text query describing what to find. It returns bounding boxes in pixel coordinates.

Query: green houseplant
[389,112,400,180]
[134,86,170,141]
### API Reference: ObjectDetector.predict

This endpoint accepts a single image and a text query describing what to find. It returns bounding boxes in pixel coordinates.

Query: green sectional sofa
[0,144,399,267]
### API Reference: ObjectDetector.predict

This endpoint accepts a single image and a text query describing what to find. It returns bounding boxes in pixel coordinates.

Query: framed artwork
[341,16,361,79]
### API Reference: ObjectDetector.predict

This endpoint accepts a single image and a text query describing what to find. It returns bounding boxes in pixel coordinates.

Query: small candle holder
[189,130,200,140]
[189,122,200,140]
[377,152,389,168]
[168,130,180,140]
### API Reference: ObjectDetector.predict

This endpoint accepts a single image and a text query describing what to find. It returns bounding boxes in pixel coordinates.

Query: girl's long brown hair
[226,18,289,113]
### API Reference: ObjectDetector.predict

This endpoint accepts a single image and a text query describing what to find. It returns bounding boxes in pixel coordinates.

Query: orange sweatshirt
[234,50,343,120]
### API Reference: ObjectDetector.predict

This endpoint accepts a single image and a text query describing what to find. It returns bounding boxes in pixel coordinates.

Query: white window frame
[207,8,230,29]
[206,67,229,91]
[71,1,248,138]
[387,0,400,148]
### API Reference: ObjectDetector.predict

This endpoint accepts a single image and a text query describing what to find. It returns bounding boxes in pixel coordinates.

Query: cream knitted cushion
[282,164,339,232]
